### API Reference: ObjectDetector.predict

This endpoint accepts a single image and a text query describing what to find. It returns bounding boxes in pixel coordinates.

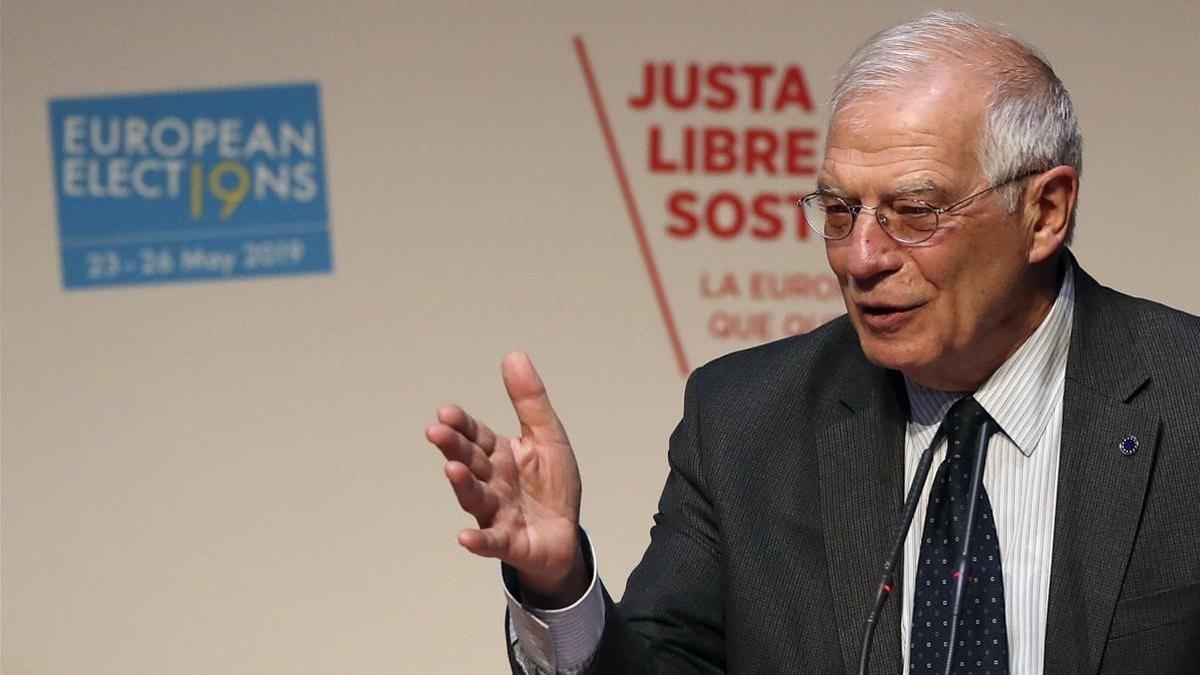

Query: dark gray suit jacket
[510,261,1200,674]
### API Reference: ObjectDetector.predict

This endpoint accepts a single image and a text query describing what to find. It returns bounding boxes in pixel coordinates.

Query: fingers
[444,460,499,523]
[500,351,569,444]
[447,459,512,560]
[434,404,501,456]
[457,526,511,559]
[426,420,493,480]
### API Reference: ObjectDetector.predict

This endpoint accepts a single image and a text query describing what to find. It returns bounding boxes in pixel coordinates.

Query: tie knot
[945,395,987,424]
[942,396,995,458]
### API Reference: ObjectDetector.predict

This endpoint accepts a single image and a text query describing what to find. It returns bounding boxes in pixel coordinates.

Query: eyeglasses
[797,170,1041,244]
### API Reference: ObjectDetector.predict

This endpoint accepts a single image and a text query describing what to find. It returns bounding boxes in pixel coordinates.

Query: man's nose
[842,208,902,280]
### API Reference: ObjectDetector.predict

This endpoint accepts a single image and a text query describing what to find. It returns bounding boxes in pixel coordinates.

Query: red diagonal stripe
[573,35,690,376]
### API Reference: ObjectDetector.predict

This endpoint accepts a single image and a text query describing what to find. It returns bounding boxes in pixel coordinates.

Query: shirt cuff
[502,527,605,674]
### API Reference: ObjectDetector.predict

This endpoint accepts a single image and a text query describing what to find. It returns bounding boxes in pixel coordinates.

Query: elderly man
[427,11,1200,674]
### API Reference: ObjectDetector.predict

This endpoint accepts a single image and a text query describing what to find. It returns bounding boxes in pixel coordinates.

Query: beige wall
[3,1,1197,672]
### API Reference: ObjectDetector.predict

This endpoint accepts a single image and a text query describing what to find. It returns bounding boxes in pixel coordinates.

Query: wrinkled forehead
[820,73,989,183]
[829,70,987,143]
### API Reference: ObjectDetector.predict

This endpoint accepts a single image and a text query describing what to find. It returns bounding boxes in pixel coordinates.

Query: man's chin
[855,333,930,375]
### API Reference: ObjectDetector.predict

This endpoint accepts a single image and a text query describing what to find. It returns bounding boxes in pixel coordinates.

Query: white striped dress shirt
[901,266,1075,674]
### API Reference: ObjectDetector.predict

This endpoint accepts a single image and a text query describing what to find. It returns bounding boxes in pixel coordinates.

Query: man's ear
[1024,165,1078,264]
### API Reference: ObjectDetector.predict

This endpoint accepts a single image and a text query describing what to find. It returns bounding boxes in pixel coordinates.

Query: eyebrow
[817,178,950,202]
[892,180,943,198]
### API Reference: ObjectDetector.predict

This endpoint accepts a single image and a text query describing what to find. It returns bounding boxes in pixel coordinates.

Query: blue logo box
[49,83,332,288]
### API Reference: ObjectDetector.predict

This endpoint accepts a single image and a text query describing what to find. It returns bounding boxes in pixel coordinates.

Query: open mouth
[861,305,907,316]
[856,302,924,330]
[860,304,915,317]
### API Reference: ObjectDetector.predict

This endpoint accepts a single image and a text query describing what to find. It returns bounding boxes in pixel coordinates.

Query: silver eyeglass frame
[797,169,1043,244]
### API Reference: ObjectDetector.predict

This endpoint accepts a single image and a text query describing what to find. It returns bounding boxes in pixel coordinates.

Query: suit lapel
[1043,263,1159,673]
[819,365,908,674]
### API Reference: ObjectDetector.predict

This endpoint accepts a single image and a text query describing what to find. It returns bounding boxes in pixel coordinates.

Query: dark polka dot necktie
[909,396,1010,674]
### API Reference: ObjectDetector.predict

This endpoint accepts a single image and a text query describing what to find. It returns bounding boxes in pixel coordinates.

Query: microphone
[857,431,942,675]
[857,416,996,675]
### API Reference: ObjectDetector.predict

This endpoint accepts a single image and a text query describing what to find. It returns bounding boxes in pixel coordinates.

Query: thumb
[501,351,569,444]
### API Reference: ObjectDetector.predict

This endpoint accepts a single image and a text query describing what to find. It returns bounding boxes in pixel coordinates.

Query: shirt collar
[904,264,1075,457]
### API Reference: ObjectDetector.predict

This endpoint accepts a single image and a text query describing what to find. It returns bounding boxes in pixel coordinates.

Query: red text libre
[628,61,820,242]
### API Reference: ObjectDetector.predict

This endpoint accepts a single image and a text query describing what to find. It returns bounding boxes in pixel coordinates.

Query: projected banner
[49,83,332,289]
[575,38,845,373]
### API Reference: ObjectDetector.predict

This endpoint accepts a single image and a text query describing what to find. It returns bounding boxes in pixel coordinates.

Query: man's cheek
[839,288,855,314]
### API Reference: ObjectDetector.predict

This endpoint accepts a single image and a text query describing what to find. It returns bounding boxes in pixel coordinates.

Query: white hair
[830,11,1082,239]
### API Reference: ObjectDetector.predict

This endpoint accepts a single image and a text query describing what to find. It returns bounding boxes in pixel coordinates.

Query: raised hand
[426,351,588,606]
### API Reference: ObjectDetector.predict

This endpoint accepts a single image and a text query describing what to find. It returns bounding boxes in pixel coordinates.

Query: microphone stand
[857,433,941,675]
